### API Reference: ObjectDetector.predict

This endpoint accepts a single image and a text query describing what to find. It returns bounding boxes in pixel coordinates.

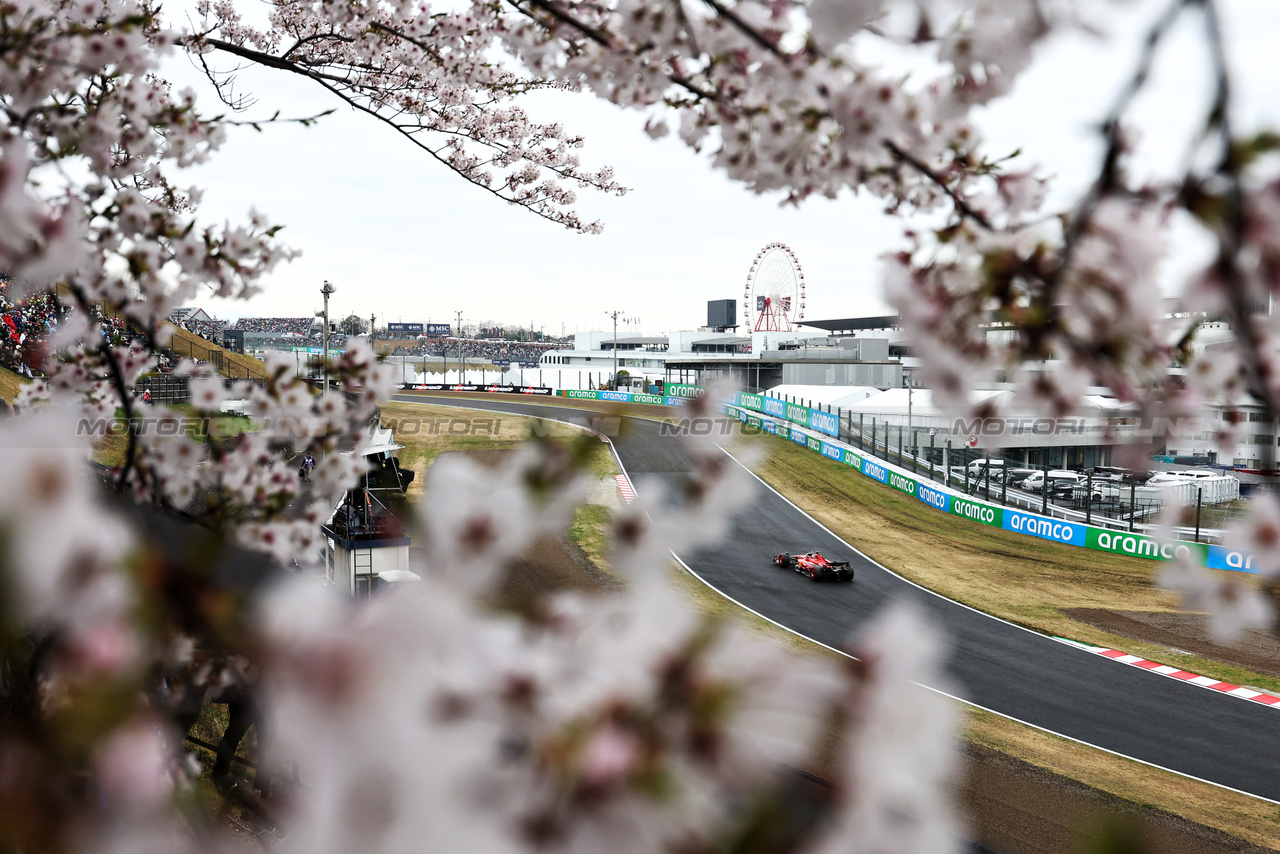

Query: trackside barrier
[411,383,1254,574]
[557,389,688,407]
[722,398,1257,575]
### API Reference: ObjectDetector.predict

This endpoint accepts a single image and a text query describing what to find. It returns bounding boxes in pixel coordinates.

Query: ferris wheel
[743,243,805,332]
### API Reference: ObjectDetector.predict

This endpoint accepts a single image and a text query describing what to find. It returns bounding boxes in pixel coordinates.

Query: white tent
[764,384,881,409]
[844,388,1012,417]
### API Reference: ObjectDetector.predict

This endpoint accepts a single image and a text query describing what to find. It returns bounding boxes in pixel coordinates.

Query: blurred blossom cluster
[0,390,963,853]
[4,0,1280,848]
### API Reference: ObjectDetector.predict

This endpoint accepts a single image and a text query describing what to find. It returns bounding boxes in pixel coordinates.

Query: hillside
[167,326,267,379]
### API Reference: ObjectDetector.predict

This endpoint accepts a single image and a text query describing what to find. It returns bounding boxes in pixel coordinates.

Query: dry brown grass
[380,401,591,503]
[965,708,1280,849]
[0,365,28,403]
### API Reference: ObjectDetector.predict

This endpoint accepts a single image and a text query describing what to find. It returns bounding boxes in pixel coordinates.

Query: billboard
[387,322,423,334]
[425,323,451,336]
[707,299,736,329]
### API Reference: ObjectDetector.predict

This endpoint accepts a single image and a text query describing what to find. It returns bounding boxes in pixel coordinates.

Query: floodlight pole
[455,310,465,380]
[605,310,623,390]
[317,280,335,389]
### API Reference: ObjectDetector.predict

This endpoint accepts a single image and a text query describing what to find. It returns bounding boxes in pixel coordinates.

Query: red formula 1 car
[772,551,854,582]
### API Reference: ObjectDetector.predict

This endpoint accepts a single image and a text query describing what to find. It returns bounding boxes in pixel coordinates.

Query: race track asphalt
[391,394,1280,802]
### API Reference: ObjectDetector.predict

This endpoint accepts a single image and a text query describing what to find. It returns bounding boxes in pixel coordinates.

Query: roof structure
[798,315,903,334]
[764,384,881,408]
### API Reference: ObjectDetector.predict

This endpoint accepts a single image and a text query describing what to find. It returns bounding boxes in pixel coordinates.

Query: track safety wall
[723,392,1251,574]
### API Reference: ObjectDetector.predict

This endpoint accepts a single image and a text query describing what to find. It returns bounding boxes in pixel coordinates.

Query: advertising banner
[862,459,889,484]
[564,390,599,400]
[1205,545,1260,573]
[805,435,822,452]
[791,429,809,446]
[739,392,764,411]
[1086,529,1209,562]
[887,471,917,496]
[1001,510,1085,545]
[808,408,839,438]
[785,402,809,428]
[632,393,664,405]
[599,391,630,402]
[820,441,844,462]
[762,397,787,418]
[387,322,424,334]
[916,482,950,512]
[843,451,863,472]
[425,323,451,336]
[949,496,1002,527]
[665,383,703,399]
[401,383,551,395]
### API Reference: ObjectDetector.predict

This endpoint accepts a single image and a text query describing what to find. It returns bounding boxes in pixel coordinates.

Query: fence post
[1085,472,1092,525]
[1195,487,1203,543]
[930,432,936,482]
[1129,480,1136,533]
[871,419,877,458]
[859,414,865,451]
[1041,457,1048,515]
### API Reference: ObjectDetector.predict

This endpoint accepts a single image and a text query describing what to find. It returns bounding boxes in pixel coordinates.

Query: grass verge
[168,326,268,379]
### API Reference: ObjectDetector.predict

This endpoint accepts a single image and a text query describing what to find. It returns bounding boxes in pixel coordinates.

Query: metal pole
[984,461,990,501]
[860,414,865,451]
[1085,472,1092,525]
[930,432,936,481]
[1195,487,1203,543]
[320,280,334,390]
[455,311,465,381]
[1041,456,1048,515]
[1129,480,1136,532]
[871,419,877,458]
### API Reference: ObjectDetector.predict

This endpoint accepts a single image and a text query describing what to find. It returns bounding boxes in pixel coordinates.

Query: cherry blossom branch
[882,140,993,230]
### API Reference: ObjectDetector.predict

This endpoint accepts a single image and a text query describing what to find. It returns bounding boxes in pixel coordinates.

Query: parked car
[967,458,1007,481]
[1073,478,1124,503]
[1022,470,1081,494]
[1004,468,1038,489]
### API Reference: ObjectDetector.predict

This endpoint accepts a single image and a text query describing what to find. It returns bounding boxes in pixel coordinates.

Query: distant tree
[338,314,369,336]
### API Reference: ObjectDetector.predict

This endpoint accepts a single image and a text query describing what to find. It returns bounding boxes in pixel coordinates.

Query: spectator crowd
[180,318,228,343]
[230,317,314,336]
[395,338,567,364]
[0,277,152,378]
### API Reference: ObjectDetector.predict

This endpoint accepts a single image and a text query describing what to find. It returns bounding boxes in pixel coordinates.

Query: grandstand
[230,317,315,336]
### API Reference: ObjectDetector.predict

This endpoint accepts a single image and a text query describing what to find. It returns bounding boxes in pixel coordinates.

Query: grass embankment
[167,326,268,379]
[0,365,28,403]
[736,427,1280,847]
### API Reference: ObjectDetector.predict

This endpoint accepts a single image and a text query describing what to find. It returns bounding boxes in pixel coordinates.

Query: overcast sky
[165,1,1280,337]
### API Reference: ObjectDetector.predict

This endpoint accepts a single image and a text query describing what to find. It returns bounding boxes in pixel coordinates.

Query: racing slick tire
[779,552,791,568]
[809,567,820,581]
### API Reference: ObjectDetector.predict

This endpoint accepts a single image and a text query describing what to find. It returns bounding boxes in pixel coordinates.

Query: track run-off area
[390,392,1280,803]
